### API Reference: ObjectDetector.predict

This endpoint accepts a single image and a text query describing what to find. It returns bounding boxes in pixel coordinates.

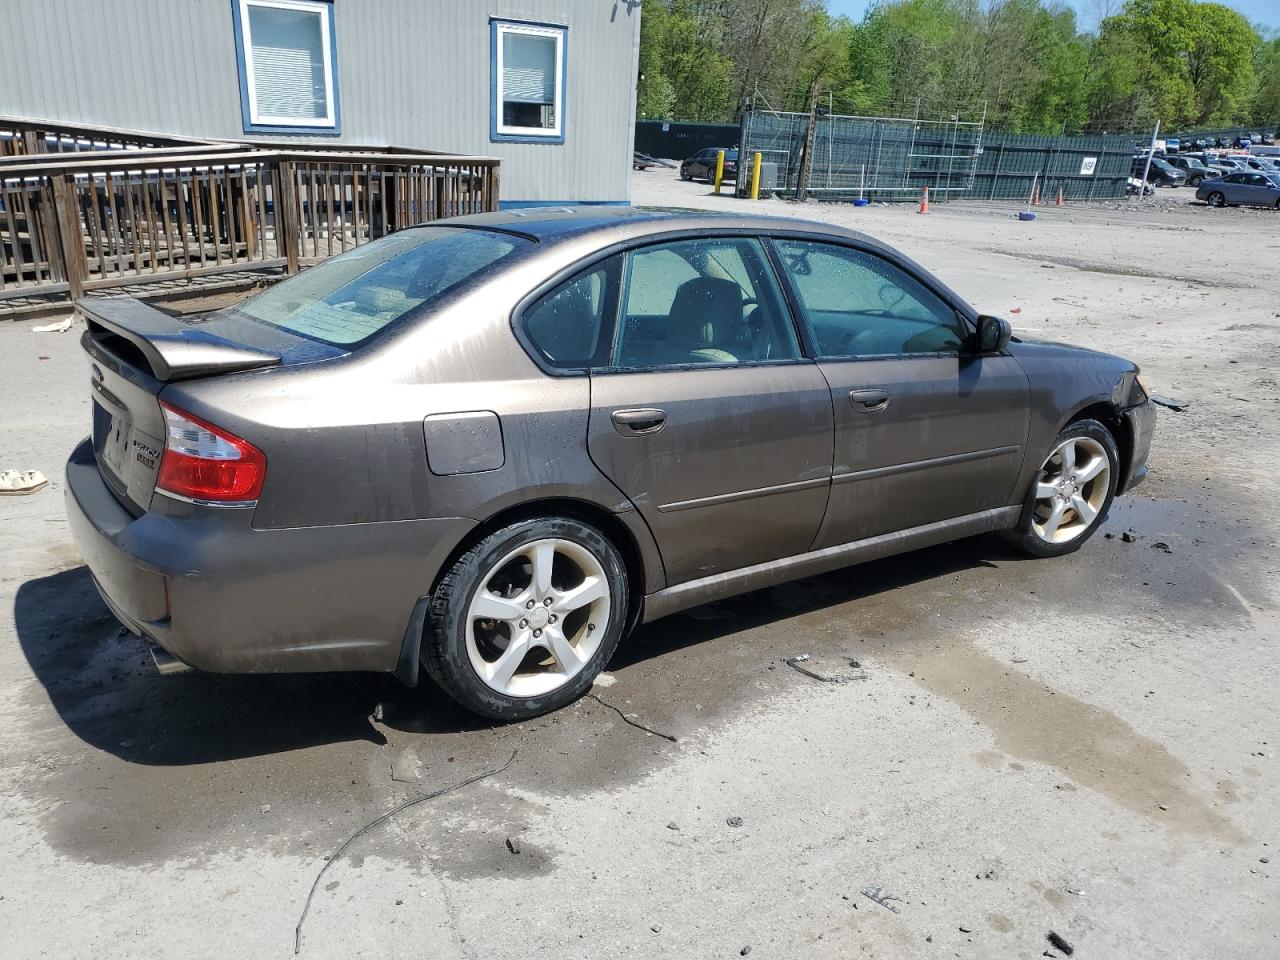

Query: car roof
[443,206,881,249]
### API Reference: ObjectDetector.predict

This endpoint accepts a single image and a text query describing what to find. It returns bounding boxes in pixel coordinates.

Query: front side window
[612,237,800,369]
[231,227,526,346]
[492,21,566,142]
[235,0,338,132]
[774,240,964,359]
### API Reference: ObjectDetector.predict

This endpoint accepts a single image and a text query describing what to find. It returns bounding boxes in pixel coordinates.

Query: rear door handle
[611,408,667,436]
[849,389,890,413]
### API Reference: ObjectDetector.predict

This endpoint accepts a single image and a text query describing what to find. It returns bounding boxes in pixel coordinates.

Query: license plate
[92,399,132,484]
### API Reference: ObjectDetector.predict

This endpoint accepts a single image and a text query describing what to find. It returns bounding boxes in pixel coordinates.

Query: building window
[491,20,566,144]
[234,0,339,134]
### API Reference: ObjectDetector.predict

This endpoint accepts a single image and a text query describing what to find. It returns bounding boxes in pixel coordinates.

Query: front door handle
[849,389,890,413]
[611,408,667,436]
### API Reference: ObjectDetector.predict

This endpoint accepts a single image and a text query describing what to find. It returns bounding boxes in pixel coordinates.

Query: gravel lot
[1,168,1276,959]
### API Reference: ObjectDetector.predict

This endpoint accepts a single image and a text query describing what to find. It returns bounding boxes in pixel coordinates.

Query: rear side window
[520,259,618,370]
[774,240,963,358]
[613,237,800,369]
[233,227,527,346]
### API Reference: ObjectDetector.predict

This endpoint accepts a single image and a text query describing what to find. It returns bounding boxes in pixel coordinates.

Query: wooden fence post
[487,165,500,211]
[49,173,87,299]
[276,161,301,274]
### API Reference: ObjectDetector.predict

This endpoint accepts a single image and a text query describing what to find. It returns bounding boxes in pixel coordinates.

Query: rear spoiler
[76,298,280,382]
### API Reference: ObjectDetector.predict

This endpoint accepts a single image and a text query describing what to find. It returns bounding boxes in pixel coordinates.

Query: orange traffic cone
[1055,185,1064,206]
[918,185,929,214]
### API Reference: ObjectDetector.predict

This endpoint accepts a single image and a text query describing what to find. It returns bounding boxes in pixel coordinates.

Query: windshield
[231,227,528,346]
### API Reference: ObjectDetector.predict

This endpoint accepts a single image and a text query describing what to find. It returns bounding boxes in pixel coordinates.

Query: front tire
[1207,191,1225,207]
[424,516,628,720]
[1005,419,1119,559]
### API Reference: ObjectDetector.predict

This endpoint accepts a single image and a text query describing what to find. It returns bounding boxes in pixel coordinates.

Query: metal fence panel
[738,110,1134,202]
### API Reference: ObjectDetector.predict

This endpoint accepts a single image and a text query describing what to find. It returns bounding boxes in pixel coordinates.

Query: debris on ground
[650,923,663,934]
[505,836,521,855]
[1121,531,1138,543]
[585,693,678,743]
[740,946,752,956]
[30,316,73,333]
[390,749,422,783]
[667,821,680,831]
[1046,931,1075,955]
[1152,541,1173,553]
[726,816,744,828]
[1149,394,1188,412]
[861,885,904,913]
[260,804,271,814]
[784,654,868,683]
[0,470,48,496]
[294,748,518,955]
[592,671,617,688]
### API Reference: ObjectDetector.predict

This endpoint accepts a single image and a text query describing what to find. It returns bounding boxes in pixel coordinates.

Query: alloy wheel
[1031,436,1111,544]
[465,538,611,697]
[1208,192,1225,207]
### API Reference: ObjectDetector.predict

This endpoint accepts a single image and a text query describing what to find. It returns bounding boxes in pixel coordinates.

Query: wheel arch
[396,497,658,686]
[1063,401,1132,491]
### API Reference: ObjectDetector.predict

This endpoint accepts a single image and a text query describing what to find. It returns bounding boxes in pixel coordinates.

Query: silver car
[1197,172,1280,208]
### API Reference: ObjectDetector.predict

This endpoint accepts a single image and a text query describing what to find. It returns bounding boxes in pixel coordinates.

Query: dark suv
[1132,156,1186,187]
[1163,155,1218,187]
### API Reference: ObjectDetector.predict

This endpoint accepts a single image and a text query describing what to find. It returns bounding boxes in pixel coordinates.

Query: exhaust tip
[150,645,193,675]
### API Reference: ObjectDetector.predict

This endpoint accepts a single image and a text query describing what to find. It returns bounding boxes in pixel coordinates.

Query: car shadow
[613,536,1012,671]
[15,538,1019,766]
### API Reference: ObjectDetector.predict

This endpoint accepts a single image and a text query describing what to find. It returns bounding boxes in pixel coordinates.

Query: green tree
[1187,3,1259,124]
[1255,36,1280,128]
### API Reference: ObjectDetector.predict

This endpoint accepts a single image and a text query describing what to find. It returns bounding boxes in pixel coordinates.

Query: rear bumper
[1120,401,1156,493]
[65,439,474,674]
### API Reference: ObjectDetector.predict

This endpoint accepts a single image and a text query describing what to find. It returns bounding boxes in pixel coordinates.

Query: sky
[825,0,1277,33]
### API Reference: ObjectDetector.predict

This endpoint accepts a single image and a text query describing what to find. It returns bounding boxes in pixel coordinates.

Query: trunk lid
[78,297,340,513]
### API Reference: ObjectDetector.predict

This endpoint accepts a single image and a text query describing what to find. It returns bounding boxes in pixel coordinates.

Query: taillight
[155,402,266,504]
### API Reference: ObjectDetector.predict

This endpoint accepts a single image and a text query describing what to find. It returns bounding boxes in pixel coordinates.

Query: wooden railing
[1,147,501,307]
[1,116,219,158]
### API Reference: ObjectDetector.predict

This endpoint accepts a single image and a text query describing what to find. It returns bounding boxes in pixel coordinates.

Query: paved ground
[2,169,1277,959]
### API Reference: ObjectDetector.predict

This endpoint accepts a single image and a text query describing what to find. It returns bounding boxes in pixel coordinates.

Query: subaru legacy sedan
[67,209,1154,720]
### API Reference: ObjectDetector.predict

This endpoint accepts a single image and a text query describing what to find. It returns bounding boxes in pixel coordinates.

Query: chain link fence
[738,109,1134,202]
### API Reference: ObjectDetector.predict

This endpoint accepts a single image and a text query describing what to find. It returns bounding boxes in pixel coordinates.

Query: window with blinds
[492,21,565,142]
[236,0,338,131]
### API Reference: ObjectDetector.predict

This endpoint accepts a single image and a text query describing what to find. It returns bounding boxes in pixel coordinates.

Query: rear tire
[423,516,628,721]
[1004,419,1119,559]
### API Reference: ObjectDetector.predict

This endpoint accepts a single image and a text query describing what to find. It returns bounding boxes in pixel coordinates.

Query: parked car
[1180,152,1234,177]
[1234,137,1254,149]
[1164,137,1181,153]
[1198,172,1280,208]
[1163,155,1218,186]
[66,209,1155,720]
[680,148,738,183]
[1132,156,1186,187]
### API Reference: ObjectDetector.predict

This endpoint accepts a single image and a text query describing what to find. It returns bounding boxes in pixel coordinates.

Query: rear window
[232,226,528,346]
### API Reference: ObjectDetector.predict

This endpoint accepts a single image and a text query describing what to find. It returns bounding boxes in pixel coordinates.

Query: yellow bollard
[713,150,725,195]
[750,151,762,200]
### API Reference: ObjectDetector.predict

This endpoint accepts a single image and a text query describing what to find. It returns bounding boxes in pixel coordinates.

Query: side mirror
[976,315,1013,353]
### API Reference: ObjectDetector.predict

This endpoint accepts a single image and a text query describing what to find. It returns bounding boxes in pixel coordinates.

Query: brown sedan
[66,209,1155,719]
